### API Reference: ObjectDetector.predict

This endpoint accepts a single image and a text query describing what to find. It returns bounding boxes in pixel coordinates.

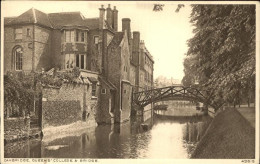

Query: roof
[5,8,89,29]
[4,17,16,25]
[87,77,98,83]
[6,8,52,28]
[98,77,116,90]
[84,18,99,30]
[48,12,88,29]
[109,32,124,47]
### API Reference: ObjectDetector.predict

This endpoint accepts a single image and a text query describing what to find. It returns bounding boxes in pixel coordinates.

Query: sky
[2,1,194,80]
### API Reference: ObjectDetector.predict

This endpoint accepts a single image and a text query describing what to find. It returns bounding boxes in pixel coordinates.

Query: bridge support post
[136,106,144,116]
[203,103,208,115]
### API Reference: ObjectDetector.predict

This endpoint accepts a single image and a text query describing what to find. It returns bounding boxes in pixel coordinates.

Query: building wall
[97,82,114,124]
[107,43,121,122]
[144,52,154,90]
[4,25,34,73]
[51,29,62,69]
[42,77,100,129]
[4,25,53,73]
[34,25,52,71]
[121,82,131,122]
[87,30,102,72]
[130,63,136,88]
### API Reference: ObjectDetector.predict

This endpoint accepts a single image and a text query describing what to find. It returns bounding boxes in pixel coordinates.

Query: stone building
[4,4,154,131]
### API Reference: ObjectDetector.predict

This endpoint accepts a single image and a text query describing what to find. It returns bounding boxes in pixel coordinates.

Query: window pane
[76,54,79,67]
[92,84,96,96]
[94,36,99,44]
[81,32,84,42]
[65,31,70,42]
[15,49,22,70]
[76,30,79,42]
[65,54,70,69]
[15,28,22,33]
[69,54,75,68]
[71,31,74,42]
[81,55,84,69]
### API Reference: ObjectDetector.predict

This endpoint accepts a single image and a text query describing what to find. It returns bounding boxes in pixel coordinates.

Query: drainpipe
[32,25,35,71]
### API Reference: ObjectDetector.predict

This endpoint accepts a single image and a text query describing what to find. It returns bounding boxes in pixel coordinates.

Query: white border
[1,1,259,164]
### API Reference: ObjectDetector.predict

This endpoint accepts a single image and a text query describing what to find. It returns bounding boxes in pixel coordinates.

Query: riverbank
[191,107,255,159]
[237,107,255,128]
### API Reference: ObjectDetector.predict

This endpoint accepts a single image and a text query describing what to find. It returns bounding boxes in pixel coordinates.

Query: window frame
[15,28,22,40]
[65,53,75,69]
[94,36,99,44]
[92,83,97,97]
[101,88,106,94]
[13,47,23,71]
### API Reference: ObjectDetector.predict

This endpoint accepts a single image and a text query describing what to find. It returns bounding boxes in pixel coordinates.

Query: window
[27,28,30,37]
[65,30,74,42]
[94,36,99,44]
[81,32,85,42]
[101,89,106,94]
[76,30,86,42]
[92,84,97,97]
[65,54,75,69]
[76,54,86,69]
[14,47,23,70]
[15,28,22,40]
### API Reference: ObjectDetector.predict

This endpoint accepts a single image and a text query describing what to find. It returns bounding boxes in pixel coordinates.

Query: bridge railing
[132,85,219,109]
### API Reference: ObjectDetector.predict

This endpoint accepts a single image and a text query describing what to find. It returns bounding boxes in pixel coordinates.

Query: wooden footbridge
[132,85,220,110]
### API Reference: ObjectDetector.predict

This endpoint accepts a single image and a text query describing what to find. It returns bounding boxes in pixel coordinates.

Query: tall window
[65,54,75,69]
[76,54,86,69]
[81,32,85,42]
[15,28,22,40]
[14,47,23,70]
[94,36,99,44]
[76,30,86,42]
[92,84,96,97]
[65,30,74,42]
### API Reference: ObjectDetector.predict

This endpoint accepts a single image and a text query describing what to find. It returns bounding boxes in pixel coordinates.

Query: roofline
[61,26,89,31]
[4,22,53,30]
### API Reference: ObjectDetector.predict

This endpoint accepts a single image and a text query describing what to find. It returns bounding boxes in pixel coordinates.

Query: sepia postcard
[1,1,259,164]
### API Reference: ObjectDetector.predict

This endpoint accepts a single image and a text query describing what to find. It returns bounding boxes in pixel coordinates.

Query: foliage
[4,72,35,117]
[153,4,164,11]
[182,5,256,108]
[153,4,184,12]
[4,67,83,118]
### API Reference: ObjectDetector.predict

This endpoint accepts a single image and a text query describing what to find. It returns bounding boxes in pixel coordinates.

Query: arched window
[13,46,23,70]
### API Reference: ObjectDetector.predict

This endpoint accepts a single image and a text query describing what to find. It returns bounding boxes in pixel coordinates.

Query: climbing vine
[4,67,83,118]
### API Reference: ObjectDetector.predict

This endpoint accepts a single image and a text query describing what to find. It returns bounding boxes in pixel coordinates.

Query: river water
[5,106,212,158]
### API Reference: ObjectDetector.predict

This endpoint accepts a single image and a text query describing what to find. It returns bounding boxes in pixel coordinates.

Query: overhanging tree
[182,5,255,109]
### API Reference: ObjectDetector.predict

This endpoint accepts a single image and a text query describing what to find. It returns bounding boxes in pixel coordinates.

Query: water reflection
[5,115,211,158]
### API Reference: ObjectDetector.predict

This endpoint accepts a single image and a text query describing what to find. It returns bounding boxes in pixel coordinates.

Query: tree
[182,5,256,109]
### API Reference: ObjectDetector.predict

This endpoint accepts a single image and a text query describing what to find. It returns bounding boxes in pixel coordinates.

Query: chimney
[99,5,105,29]
[112,6,118,31]
[140,40,145,49]
[133,31,140,52]
[133,31,140,66]
[122,18,131,41]
[106,4,113,28]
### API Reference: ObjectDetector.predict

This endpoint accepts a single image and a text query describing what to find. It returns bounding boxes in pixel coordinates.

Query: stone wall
[4,117,30,142]
[121,82,132,122]
[42,100,81,128]
[42,79,99,129]
[4,25,52,73]
[4,25,34,73]
[98,83,114,124]
[34,25,52,71]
